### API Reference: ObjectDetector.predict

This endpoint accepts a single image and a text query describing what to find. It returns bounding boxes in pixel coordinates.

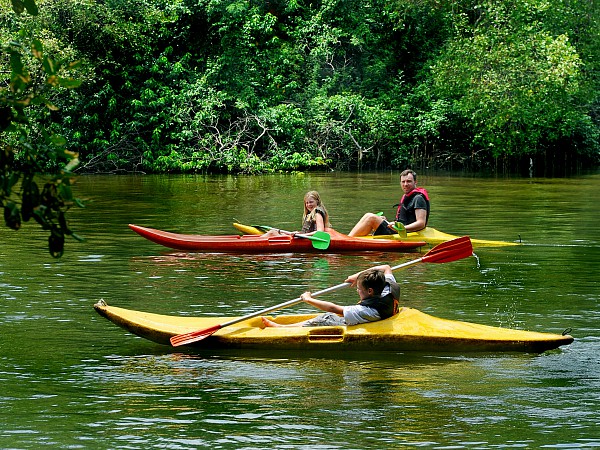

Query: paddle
[250,224,271,232]
[391,221,407,238]
[254,225,331,250]
[375,212,407,237]
[169,236,473,347]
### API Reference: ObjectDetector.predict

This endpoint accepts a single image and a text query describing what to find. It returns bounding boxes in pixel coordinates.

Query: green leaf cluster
[429,0,598,164]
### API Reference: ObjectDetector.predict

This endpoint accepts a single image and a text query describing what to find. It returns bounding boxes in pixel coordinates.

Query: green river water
[1,171,599,449]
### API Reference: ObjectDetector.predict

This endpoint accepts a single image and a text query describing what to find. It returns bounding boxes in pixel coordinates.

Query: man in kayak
[261,265,399,327]
[347,169,430,236]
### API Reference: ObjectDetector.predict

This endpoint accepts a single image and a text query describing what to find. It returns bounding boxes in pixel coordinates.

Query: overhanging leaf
[71,232,85,242]
[58,77,82,89]
[66,60,82,70]
[9,53,25,75]
[42,56,58,75]
[59,183,73,201]
[64,157,80,172]
[11,0,25,14]
[23,0,38,15]
[31,39,43,59]
[49,134,67,147]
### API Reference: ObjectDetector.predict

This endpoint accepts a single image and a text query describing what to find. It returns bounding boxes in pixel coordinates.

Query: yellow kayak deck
[94,300,572,353]
[233,223,520,247]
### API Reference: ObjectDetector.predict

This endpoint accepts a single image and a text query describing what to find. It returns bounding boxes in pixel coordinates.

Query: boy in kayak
[348,169,430,236]
[261,265,399,327]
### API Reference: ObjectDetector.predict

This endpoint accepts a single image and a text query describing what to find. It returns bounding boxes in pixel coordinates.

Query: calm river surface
[1,172,599,449]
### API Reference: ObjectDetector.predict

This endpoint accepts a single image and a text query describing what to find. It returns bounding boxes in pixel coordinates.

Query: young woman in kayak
[348,169,430,236]
[264,190,330,237]
[261,265,399,327]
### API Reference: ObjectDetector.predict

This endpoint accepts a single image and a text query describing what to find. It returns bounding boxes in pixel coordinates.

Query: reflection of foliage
[1,0,83,257]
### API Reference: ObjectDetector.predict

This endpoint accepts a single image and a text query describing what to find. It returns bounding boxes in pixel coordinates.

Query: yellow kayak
[233,222,521,247]
[94,300,572,353]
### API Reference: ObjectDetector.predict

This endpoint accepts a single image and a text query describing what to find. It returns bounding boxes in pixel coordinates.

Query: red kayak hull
[129,224,426,253]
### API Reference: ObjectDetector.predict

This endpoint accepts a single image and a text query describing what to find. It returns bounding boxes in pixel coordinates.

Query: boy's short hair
[357,269,387,296]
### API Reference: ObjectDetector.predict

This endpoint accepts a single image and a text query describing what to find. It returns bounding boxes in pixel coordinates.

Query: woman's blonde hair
[303,191,330,227]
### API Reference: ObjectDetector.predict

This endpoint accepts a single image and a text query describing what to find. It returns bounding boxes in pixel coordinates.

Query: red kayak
[129,224,426,253]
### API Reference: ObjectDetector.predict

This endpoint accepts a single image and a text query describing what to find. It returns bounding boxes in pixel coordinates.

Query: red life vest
[395,188,430,225]
[399,187,430,205]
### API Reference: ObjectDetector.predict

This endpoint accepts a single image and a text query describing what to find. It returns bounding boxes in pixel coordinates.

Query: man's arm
[404,208,427,232]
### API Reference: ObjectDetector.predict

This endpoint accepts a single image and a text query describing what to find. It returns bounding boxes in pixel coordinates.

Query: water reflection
[71,350,590,448]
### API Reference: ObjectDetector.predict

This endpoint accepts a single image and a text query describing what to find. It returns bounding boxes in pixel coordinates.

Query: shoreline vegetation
[1,0,598,178]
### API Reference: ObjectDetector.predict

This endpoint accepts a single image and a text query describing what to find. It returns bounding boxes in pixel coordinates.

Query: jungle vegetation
[1,0,599,254]
[3,0,599,175]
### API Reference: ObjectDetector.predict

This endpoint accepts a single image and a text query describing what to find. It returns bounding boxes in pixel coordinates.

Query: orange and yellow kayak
[129,224,426,253]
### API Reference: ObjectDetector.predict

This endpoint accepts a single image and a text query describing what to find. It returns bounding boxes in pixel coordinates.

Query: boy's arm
[301,292,344,315]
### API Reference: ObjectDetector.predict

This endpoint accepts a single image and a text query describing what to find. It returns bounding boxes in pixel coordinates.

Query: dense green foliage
[1,0,84,257]
[2,0,600,177]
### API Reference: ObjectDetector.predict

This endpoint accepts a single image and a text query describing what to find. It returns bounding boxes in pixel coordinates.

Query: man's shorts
[303,312,346,327]
[374,220,396,236]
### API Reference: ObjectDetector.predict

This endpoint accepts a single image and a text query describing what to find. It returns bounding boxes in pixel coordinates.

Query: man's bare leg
[348,213,385,237]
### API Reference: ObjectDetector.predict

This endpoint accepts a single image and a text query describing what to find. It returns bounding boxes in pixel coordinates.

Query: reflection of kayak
[129,224,426,253]
[233,223,520,247]
[93,300,573,353]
